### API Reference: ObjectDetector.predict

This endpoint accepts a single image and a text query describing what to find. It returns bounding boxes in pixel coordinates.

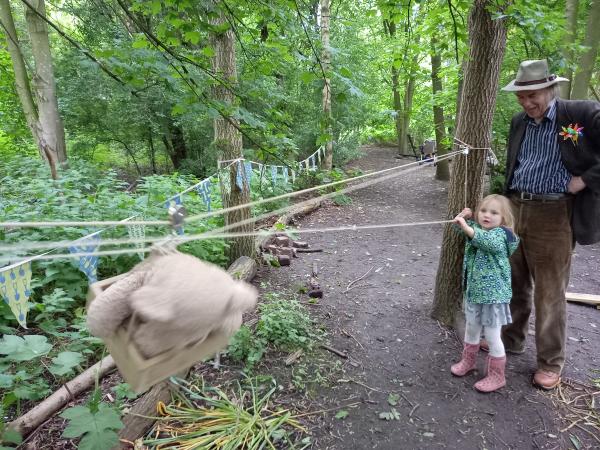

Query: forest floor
[254,144,600,449]
[30,144,600,450]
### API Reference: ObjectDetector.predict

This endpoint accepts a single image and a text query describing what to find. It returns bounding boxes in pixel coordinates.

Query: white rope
[0,219,452,263]
[0,150,463,230]
[0,151,461,263]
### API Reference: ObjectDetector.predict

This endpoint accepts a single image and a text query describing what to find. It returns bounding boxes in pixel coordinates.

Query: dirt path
[259,145,600,449]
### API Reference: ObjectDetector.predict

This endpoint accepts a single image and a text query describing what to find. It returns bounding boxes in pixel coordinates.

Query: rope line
[1,151,460,256]
[0,151,461,264]
[0,219,453,263]
[0,149,463,230]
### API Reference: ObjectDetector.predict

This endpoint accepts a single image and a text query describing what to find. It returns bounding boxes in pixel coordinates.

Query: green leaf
[184,31,201,45]
[61,404,123,450]
[378,408,400,420]
[2,429,22,445]
[0,373,14,388]
[0,335,52,361]
[335,410,349,419]
[201,46,215,57]
[387,393,399,406]
[49,351,84,376]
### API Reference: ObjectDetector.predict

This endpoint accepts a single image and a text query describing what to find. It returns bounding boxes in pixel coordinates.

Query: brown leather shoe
[533,370,561,390]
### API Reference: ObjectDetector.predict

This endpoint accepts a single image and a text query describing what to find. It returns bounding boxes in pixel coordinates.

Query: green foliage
[228,291,322,369]
[60,403,124,450]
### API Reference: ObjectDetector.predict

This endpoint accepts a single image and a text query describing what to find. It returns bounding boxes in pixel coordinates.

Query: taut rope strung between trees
[0,151,462,262]
[1,142,494,265]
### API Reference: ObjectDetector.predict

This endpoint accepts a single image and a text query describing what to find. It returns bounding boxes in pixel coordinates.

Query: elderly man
[498,59,600,390]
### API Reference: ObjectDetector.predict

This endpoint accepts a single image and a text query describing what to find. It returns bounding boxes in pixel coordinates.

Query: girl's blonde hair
[475,194,515,229]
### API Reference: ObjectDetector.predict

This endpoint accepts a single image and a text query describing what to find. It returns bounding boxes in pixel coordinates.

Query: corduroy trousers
[502,196,574,374]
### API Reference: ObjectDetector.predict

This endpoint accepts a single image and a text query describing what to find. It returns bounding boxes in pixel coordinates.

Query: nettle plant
[227,291,324,370]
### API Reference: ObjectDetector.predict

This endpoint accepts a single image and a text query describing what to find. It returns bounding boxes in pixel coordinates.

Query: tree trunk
[0,1,44,157]
[571,0,600,100]
[384,19,404,155]
[431,0,509,326]
[431,37,449,180]
[162,121,188,169]
[211,7,254,263]
[397,28,419,155]
[24,0,67,165]
[320,0,333,170]
[148,128,157,174]
[560,0,579,99]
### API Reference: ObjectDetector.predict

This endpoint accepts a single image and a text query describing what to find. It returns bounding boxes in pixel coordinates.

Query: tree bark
[384,19,404,155]
[0,1,42,154]
[162,120,188,169]
[571,0,600,100]
[560,0,579,99]
[430,36,449,180]
[211,7,254,263]
[320,0,333,170]
[24,0,67,165]
[431,0,509,326]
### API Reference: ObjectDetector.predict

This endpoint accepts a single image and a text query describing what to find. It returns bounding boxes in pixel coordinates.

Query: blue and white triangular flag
[165,195,182,210]
[310,155,316,170]
[126,223,146,260]
[195,179,212,212]
[236,161,244,191]
[283,167,289,184]
[69,234,100,283]
[270,166,278,186]
[0,261,32,328]
[244,161,253,188]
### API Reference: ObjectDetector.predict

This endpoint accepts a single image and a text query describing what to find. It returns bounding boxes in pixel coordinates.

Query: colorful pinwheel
[559,123,584,146]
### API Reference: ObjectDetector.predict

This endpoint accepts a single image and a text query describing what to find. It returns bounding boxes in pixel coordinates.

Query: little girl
[450,194,520,392]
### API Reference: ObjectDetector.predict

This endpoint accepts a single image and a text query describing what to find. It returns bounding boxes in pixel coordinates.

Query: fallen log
[9,356,116,438]
[117,256,258,445]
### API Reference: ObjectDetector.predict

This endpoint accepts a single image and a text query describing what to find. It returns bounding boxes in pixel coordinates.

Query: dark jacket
[504,99,600,245]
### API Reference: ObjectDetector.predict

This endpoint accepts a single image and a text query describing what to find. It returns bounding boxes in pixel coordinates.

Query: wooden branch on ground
[320,344,348,359]
[117,256,258,445]
[9,356,116,437]
[566,292,600,307]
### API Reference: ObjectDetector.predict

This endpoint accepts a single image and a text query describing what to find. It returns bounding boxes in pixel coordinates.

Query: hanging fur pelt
[86,249,258,358]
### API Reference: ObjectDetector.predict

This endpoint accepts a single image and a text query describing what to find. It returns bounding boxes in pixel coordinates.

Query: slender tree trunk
[571,0,600,99]
[320,0,333,170]
[384,19,404,155]
[431,0,509,326]
[162,121,188,169]
[24,0,66,165]
[560,0,579,99]
[397,28,419,155]
[0,1,43,155]
[211,7,253,263]
[430,36,449,181]
[148,128,157,174]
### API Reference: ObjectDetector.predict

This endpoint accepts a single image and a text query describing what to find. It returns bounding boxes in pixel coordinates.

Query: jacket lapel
[507,117,526,179]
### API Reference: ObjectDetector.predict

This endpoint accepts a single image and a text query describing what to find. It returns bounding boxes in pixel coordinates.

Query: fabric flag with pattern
[310,155,316,170]
[195,179,212,211]
[317,147,322,164]
[68,234,101,283]
[126,223,146,260]
[270,165,278,186]
[0,261,32,328]
[235,161,244,191]
[283,167,289,184]
[244,161,253,188]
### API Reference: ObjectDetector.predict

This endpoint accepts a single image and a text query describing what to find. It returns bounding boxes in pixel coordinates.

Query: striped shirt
[509,101,571,194]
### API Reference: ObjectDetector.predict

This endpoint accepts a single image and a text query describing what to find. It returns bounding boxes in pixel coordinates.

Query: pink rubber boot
[451,343,479,376]
[474,355,506,392]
